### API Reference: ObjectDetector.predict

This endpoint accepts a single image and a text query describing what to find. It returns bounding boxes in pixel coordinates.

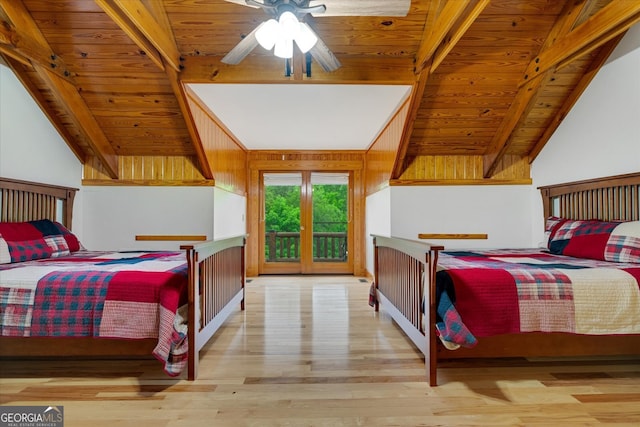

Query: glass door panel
[308,172,351,274]
[311,172,348,262]
[261,172,302,274]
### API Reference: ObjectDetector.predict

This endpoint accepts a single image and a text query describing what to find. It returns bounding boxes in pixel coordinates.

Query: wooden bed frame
[372,172,640,386]
[0,177,245,380]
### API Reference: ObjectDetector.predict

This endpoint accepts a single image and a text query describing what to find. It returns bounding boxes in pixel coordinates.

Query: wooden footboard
[183,236,246,380]
[373,235,442,386]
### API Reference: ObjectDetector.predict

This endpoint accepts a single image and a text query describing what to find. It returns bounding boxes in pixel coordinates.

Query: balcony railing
[265,231,347,262]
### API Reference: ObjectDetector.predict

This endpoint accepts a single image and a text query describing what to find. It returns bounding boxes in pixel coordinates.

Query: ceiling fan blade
[224,0,259,8]
[309,0,410,17]
[224,0,277,13]
[307,34,341,72]
[221,23,264,65]
[225,0,410,17]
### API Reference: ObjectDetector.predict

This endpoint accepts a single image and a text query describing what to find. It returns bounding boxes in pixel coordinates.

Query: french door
[259,171,353,274]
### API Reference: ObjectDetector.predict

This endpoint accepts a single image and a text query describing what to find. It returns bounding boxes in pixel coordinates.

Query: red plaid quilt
[435,249,640,349]
[0,250,189,376]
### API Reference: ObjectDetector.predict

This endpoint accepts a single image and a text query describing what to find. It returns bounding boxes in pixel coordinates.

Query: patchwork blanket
[0,250,189,376]
[435,249,640,349]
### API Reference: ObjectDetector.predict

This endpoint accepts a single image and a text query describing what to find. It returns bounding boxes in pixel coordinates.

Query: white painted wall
[531,25,640,242]
[390,185,533,248]
[0,65,84,233]
[364,185,533,275]
[0,66,82,186]
[81,186,215,251]
[80,186,248,252]
[213,187,246,239]
[365,187,392,274]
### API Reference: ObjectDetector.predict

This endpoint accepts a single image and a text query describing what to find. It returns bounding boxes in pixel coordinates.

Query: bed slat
[0,177,77,228]
[540,172,640,221]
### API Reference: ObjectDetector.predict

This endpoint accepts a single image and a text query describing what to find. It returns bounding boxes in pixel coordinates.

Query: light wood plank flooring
[1,276,639,426]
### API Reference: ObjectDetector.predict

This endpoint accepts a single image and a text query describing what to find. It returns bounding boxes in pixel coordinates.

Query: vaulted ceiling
[1,0,639,183]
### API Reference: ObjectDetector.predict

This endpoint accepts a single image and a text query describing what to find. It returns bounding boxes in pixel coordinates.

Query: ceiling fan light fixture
[274,37,293,59]
[247,6,320,60]
[278,11,299,37]
[256,18,279,50]
[295,22,318,53]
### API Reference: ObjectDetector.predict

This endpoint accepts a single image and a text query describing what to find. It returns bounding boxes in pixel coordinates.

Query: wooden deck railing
[265,231,347,262]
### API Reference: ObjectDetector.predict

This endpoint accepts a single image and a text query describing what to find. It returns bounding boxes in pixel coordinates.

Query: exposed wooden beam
[166,65,213,180]
[390,78,425,179]
[0,24,31,67]
[415,0,486,74]
[180,55,415,84]
[528,33,625,164]
[390,0,442,179]
[94,0,165,71]
[482,75,548,178]
[97,0,182,72]
[414,0,442,74]
[0,41,31,67]
[34,63,119,179]
[0,0,74,83]
[0,22,11,44]
[430,0,489,73]
[483,0,593,178]
[140,0,173,32]
[2,55,86,164]
[520,0,640,86]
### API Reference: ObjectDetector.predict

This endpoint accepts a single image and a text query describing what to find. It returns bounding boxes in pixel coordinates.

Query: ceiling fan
[221,0,411,72]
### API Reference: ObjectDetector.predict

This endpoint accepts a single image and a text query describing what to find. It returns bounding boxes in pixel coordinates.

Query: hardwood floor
[1,276,639,426]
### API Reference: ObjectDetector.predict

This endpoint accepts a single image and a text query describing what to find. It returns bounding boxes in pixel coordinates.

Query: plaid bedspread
[435,249,640,349]
[0,250,189,376]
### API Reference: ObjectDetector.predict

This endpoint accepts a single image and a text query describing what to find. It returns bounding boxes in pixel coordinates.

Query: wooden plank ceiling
[1,0,638,183]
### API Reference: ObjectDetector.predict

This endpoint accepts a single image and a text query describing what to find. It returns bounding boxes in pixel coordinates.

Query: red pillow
[547,218,639,263]
[0,219,81,264]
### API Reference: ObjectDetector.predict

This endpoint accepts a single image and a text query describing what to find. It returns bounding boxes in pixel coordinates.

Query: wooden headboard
[539,172,640,222]
[0,177,78,229]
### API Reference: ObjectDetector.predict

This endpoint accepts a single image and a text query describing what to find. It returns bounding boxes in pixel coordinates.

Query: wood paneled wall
[82,154,209,185]
[186,89,247,195]
[396,154,531,184]
[365,99,410,195]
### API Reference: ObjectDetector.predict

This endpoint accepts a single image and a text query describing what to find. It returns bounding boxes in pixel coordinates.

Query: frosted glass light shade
[278,11,299,38]
[295,23,318,53]
[274,37,293,59]
[256,19,279,50]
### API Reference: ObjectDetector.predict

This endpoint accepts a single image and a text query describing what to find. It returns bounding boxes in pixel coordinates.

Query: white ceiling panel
[187,84,411,150]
